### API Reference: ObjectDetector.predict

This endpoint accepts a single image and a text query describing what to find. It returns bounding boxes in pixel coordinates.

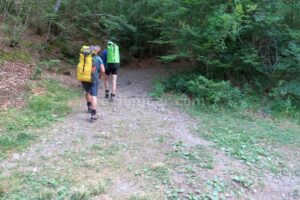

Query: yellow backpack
[77,46,93,82]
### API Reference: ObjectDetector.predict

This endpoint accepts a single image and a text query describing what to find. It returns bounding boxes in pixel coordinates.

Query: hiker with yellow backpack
[77,45,105,121]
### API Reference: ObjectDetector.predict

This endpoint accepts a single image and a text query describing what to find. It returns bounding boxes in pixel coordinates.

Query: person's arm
[100,64,105,74]
[98,57,105,79]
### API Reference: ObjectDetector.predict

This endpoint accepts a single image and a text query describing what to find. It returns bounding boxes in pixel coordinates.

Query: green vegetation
[2,0,299,117]
[0,79,80,159]
[152,71,300,122]
[0,49,32,64]
[152,70,300,173]
[151,73,244,108]
[1,0,299,199]
[69,182,110,200]
[0,185,4,198]
[169,142,214,169]
[201,178,229,200]
[232,175,254,189]
[149,70,300,199]
[0,172,72,200]
[0,141,114,199]
[134,163,170,186]
[196,109,298,172]
[0,171,111,200]
[31,59,63,80]
[129,195,152,200]
[156,91,300,173]
[1,0,299,109]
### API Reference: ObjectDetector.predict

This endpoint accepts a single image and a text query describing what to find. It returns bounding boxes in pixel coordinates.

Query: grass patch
[155,88,299,172]
[151,73,300,125]
[0,169,112,200]
[89,179,112,196]
[169,101,300,173]
[169,141,214,169]
[232,175,254,189]
[70,186,90,200]
[192,107,298,171]
[150,78,165,100]
[153,90,299,173]
[0,79,80,158]
[0,172,73,200]
[61,143,123,171]
[165,177,237,200]
[129,195,152,200]
[201,177,231,200]
[91,143,121,158]
[136,164,170,185]
[0,184,4,198]
[190,108,290,172]
[0,48,32,63]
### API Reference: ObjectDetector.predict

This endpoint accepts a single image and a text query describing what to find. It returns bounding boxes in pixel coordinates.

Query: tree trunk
[45,0,62,43]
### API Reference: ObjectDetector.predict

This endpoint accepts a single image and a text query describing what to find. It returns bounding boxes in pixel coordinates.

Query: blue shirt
[100,49,107,67]
[92,55,103,82]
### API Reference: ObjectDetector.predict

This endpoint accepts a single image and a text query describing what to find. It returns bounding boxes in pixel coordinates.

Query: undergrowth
[151,71,300,124]
[0,171,111,200]
[0,79,80,159]
[191,108,298,172]
[169,142,214,169]
[0,49,32,64]
[152,72,300,172]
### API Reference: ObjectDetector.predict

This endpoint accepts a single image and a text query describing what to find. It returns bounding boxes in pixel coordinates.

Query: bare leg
[90,95,98,120]
[85,92,91,103]
[112,74,117,94]
[104,74,109,91]
[91,96,97,110]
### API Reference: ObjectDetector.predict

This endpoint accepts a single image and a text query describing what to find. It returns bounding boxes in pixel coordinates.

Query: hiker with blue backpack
[77,45,105,121]
[101,41,120,102]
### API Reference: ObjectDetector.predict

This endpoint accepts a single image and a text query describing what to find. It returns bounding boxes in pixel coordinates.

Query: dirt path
[1,67,299,200]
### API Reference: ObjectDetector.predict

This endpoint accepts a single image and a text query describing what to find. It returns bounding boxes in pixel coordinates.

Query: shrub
[150,81,166,99]
[186,75,243,107]
[0,185,5,198]
[159,73,243,108]
[268,81,300,118]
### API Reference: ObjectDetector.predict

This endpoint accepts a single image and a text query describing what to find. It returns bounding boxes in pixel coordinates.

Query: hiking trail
[1,66,299,200]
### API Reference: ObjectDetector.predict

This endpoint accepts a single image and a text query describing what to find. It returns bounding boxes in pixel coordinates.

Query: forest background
[1,0,300,120]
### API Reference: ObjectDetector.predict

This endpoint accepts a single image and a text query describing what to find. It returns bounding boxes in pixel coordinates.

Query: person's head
[107,41,113,46]
[95,46,101,54]
[91,45,101,55]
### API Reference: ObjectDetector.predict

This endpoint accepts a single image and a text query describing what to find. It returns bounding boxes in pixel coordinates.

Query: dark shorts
[105,63,120,75]
[82,81,99,96]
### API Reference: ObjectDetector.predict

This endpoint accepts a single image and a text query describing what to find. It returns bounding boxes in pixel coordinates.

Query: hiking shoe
[90,114,98,121]
[105,90,110,99]
[109,94,115,102]
[88,107,92,113]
